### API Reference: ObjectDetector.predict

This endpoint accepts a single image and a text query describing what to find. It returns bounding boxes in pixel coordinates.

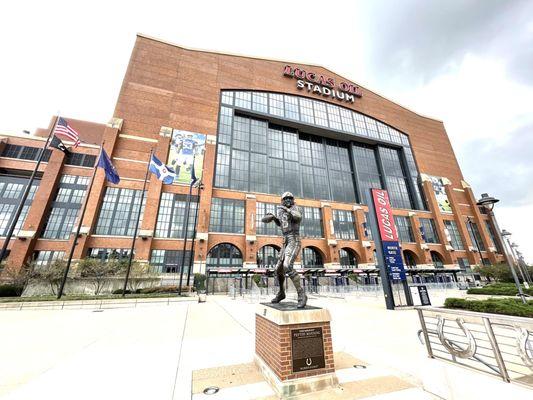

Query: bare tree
[77,258,119,295]
[0,261,35,296]
[124,262,158,292]
[31,260,67,295]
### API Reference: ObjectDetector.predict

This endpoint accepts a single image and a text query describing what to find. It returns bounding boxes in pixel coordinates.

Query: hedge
[467,283,533,296]
[0,284,24,297]
[444,297,533,318]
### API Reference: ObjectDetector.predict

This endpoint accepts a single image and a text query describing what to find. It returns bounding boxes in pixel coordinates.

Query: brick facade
[0,33,504,273]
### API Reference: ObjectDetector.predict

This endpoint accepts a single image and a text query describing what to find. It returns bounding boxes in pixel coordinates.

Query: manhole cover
[353,364,367,369]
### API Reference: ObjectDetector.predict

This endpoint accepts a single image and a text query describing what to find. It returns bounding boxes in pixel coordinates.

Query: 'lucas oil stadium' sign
[283,65,362,103]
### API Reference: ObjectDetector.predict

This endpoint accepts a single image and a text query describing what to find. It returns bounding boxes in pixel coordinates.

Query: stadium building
[0,34,505,285]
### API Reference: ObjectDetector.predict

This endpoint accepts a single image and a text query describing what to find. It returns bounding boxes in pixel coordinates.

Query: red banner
[371,189,398,241]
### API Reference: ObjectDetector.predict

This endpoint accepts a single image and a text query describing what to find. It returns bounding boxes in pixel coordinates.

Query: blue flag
[149,154,176,184]
[97,149,120,184]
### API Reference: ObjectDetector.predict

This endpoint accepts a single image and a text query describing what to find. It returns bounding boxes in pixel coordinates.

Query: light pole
[515,249,532,284]
[476,193,527,304]
[502,238,529,289]
[509,242,531,286]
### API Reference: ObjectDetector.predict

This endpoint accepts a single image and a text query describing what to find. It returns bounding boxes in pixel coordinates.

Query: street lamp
[477,193,527,303]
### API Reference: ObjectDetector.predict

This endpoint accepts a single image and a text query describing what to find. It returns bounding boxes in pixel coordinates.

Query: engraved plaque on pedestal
[291,327,326,373]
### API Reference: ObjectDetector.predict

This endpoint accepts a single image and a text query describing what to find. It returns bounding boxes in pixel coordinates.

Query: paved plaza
[0,290,530,400]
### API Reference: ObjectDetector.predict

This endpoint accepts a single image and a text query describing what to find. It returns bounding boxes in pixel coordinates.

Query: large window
[339,248,358,268]
[209,198,244,234]
[379,147,412,209]
[484,220,502,253]
[0,176,40,236]
[155,193,198,238]
[33,250,65,267]
[150,250,193,273]
[95,188,146,236]
[300,207,323,238]
[332,209,357,240]
[88,248,131,262]
[419,218,439,244]
[394,216,414,243]
[466,220,485,252]
[41,175,89,239]
[257,245,279,268]
[221,91,409,146]
[363,212,373,240]
[206,243,242,268]
[216,91,425,209]
[302,247,323,268]
[444,220,464,250]
[1,144,51,162]
[351,144,383,203]
[256,202,281,236]
[65,153,96,167]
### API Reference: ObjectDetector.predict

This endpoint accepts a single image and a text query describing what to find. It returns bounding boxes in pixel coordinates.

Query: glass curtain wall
[215,91,425,210]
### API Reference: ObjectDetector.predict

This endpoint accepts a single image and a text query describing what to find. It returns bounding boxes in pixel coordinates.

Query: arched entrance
[430,251,444,269]
[403,250,418,268]
[302,247,324,268]
[257,245,280,268]
[207,243,243,269]
[339,248,358,268]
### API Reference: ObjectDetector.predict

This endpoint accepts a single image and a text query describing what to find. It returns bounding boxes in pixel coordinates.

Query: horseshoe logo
[306,358,312,366]
[515,326,533,371]
[436,316,477,359]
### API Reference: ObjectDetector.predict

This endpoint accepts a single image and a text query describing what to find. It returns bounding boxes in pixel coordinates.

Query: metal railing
[417,306,533,388]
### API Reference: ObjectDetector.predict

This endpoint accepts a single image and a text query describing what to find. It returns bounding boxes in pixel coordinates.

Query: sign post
[366,189,413,309]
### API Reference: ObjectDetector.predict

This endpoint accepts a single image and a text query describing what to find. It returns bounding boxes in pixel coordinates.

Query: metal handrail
[417,306,533,387]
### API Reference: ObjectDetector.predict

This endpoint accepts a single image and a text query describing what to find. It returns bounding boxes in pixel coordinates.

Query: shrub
[467,283,533,296]
[252,274,267,288]
[30,260,67,295]
[139,285,180,294]
[194,273,206,291]
[0,284,24,297]
[347,273,360,283]
[112,289,131,295]
[444,297,533,318]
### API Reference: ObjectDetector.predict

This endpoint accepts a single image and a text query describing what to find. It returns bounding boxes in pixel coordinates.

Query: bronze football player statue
[262,192,307,308]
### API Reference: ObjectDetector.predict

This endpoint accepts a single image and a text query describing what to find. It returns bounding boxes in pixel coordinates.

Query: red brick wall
[255,314,335,381]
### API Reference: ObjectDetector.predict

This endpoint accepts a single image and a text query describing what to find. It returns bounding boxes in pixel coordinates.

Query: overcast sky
[1,0,532,262]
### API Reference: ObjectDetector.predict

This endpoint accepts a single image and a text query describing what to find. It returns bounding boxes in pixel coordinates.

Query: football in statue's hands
[262,213,275,223]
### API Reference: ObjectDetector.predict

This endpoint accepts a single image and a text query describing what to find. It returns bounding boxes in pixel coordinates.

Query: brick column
[72,119,122,259]
[320,202,337,268]
[409,213,429,265]
[9,149,65,267]
[444,184,477,265]
[192,134,216,273]
[134,127,170,262]
[462,181,497,264]
[353,207,370,264]
[244,194,257,268]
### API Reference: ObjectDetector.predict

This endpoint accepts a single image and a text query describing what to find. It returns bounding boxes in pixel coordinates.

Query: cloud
[460,121,533,207]
[360,0,533,88]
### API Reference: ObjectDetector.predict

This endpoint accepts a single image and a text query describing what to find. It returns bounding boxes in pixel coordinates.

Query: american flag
[54,117,81,147]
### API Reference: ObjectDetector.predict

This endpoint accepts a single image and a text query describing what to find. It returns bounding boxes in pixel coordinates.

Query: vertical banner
[167,130,206,184]
[371,189,407,281]
[428,175,452,213]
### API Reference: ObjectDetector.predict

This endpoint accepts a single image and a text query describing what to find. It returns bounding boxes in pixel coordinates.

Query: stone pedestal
[255,302,338,398]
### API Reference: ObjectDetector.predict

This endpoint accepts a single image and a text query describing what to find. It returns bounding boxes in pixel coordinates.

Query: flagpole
[186,177,202,287]
[122,148,153,297]
[57,142,103,299]
[0,115,59,264]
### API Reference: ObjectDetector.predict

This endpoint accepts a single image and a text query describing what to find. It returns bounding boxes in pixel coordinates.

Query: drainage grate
[203,386,220,395]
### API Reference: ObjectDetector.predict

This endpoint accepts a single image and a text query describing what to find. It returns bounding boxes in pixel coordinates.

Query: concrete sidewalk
[0,293,529,399]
